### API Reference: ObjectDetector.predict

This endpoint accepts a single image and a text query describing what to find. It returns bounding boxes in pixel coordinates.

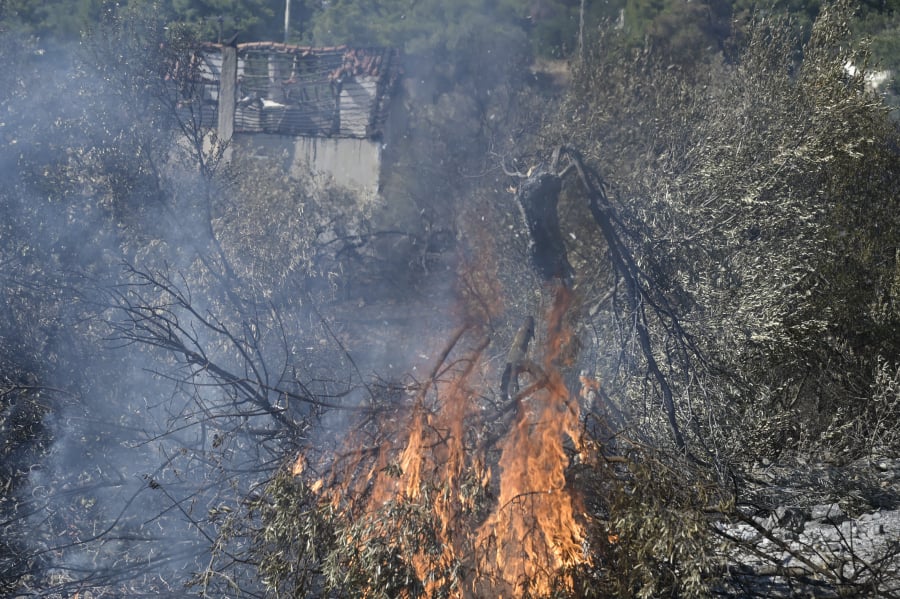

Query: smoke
[0,25,431,599]
[0,22,269,595]
[0,1,582,596]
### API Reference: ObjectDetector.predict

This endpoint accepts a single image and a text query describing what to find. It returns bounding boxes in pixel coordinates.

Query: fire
[474,286,585,596]
[291,453,306,476]
[295,287,592,597]
[579,374,601,399]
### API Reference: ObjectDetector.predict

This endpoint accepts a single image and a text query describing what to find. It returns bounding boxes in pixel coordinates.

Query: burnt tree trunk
[514,171,574,284]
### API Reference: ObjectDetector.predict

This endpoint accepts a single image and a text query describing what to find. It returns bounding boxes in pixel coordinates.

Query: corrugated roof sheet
[174,44,401,140]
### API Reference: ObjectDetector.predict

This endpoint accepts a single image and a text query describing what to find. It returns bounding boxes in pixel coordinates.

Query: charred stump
[513,168,574,285]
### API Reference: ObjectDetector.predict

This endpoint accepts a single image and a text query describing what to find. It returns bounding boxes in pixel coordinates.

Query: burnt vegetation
[2,0,900,597]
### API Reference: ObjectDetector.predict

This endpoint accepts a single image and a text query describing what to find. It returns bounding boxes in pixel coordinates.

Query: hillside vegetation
[1,1,899,597]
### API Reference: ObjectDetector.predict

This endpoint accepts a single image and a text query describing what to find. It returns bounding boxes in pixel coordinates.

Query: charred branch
[107,265,362,438]
[561,147,688,451]
[500,316,535,402]
[504,146,693,451]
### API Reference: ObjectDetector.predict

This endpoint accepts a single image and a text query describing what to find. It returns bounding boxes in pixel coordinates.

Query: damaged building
[175,42,403,199]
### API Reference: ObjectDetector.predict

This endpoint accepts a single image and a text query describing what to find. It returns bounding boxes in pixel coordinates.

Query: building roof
[176,44,401,140]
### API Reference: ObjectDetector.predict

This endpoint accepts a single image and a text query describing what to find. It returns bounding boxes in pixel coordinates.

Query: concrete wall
[233,133,383,201]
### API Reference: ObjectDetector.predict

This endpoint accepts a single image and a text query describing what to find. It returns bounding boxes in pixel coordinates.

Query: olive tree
[556,0,900,463]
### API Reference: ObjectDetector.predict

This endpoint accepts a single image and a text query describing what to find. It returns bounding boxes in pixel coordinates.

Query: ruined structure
[175,42,402,199]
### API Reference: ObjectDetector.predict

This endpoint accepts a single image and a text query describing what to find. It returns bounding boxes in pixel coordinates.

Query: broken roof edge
[208,41,371,53]
[198,42,403,82]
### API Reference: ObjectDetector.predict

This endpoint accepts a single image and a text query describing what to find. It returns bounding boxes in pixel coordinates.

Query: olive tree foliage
[556,0,900,461]
[234,6,900,597]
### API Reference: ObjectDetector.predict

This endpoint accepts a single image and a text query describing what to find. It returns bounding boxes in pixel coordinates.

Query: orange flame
[295,286,592,597]
[474,286,586,596]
